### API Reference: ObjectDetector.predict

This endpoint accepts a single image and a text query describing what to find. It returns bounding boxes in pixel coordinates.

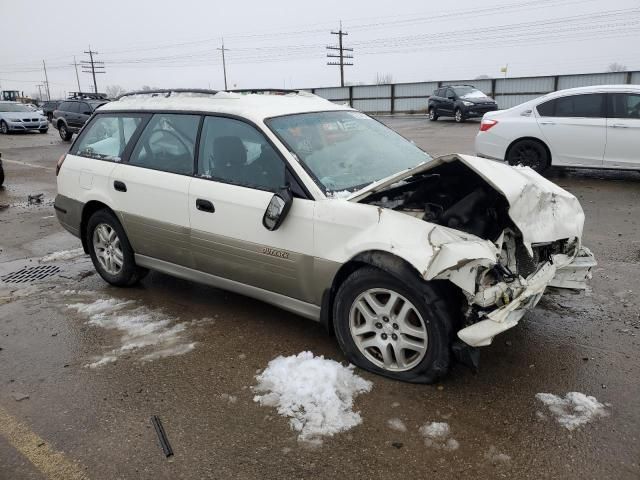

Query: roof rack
[116,88,219,100]
[229,89,303,95]
[68,91,108,100]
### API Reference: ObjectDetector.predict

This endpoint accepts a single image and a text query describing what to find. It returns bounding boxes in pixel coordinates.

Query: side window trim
[194,113,312,199]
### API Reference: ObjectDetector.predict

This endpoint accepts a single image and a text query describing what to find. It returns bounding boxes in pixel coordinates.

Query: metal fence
[307,71,639,114]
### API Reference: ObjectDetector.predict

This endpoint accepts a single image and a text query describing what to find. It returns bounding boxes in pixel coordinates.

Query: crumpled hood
[348,153,584,248]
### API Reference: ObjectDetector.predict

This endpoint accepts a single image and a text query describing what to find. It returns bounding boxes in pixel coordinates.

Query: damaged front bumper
[456,247,597,347]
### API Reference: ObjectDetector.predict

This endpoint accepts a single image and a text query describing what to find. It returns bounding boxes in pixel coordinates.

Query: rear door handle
[610,124,629,128]
[539,121,555,125]
[196,199,215,213]
[114,180,127,192]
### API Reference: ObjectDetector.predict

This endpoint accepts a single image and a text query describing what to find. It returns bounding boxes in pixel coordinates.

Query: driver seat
[213,136,247,185]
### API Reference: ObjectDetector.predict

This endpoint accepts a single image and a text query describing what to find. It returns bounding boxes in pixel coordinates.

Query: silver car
[0,101,49,134]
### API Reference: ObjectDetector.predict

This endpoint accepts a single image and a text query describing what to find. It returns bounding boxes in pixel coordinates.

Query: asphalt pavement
[0,120,638,479]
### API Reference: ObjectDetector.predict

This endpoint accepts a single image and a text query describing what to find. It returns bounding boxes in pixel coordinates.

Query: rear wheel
[507,139,550,173]
[58,123,72,141]
[86,209,148,287]
[333,267,454,383]
[428,107,438,121]
[454,108,465,123]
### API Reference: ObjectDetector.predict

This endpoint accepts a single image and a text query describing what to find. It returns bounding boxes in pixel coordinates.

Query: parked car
[52,99,109,141]
[54,89,595,383]
[475,85,640,173]
[428,85,498,123]
[42,100,62,121]
[0,101,48,134]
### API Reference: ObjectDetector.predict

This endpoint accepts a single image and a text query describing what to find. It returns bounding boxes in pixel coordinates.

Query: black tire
[454,108,465,123]
[333,267,454,384]
[47,113,53,122]
[506,139,550,173]
[58,122,72,141]
[39,128,48,134]
[0,164,4,187]
[428,107,438,121]
[0,121,8,134]
[86,209,148,287]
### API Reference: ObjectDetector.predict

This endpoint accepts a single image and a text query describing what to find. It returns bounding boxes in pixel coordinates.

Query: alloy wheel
[512,144,542,170]
[349,288,428,372]
[92,223,124,275]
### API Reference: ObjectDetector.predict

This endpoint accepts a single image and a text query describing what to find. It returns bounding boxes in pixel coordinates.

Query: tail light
[56,154,66,176]
[480,119,498,132]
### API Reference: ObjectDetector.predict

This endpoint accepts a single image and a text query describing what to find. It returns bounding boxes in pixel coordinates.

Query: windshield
[453,87,487,99]
[267,111,431,193]
[0,103,31,112]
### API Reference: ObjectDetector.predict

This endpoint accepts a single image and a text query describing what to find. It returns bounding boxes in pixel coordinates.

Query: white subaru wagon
[55,89,596,383]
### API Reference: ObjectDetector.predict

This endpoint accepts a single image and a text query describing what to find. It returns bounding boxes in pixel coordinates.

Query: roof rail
[68,91,108,100]
[229,89,304,95]
[116,88,219,100]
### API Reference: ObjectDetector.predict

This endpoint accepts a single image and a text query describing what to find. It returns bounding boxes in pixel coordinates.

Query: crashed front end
[356,154,597,347]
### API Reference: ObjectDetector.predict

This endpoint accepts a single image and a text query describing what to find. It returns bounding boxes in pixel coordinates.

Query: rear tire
[428,107,438,121]
[0,163,4,187]
[333,267,454,383]
[454,108,465,123]
[86,209,148,287]
[506,139,550,173]
[58,123,72,141]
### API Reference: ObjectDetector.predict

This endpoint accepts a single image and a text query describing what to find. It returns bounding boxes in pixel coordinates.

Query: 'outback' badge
[261,247,290,259]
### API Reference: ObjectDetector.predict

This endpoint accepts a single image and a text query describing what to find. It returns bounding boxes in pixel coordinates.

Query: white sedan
[475,85,640,172]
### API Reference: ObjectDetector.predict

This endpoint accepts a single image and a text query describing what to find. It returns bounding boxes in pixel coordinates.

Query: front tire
[58,123,72,141]
[333,267,454,383]
[454,108,465,123]
[0,121,8,134]
[39,128,48,134]
[428,107,438,121]
[506,139,550,173]
[86,209,148,287]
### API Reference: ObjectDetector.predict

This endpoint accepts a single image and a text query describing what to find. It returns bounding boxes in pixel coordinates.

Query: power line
[327,22,353,87]
[81,47,105,94]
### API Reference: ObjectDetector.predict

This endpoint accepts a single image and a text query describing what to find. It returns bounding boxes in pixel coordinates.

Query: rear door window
[608,93,640,119]
[129,113,200,175]
[73,115,146,161]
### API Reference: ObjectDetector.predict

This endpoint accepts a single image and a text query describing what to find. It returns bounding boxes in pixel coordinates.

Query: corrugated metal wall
[308,71,639,114]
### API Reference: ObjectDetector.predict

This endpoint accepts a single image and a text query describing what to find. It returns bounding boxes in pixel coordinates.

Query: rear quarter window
[72,114,146,161]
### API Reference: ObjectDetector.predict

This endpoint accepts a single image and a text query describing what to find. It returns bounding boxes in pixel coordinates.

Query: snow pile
[66,297,200,367]
[41,248,85,262]
[387,418,407,432]
[484,445,511,464]
[253,352,372,444]
[419,422,459,451]
[535,392,609,430]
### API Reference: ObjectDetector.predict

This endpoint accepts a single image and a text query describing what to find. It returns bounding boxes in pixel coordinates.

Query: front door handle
[196,199,215,213]
[610,124,629,128]
[539,121,555,125]
[114,180,127,192]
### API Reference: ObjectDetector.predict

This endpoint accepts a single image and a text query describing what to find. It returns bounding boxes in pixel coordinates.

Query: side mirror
[263,187,293,231]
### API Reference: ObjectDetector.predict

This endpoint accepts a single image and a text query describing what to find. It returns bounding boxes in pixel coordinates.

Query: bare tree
[607,62,627,72]
[105,85,127,99]
[374,73,393,85]
[475,74,491,79]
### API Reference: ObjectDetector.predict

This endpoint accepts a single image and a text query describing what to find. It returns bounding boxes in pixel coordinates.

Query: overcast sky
[1,0,638,99]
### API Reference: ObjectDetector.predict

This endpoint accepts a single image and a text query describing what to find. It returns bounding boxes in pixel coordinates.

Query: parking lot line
[0,406,89,480]
[1,157,55,171]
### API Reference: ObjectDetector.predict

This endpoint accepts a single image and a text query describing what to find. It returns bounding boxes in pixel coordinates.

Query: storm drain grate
[1,265,61,284]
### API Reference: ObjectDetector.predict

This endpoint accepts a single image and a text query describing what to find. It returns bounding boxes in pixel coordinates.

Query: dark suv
[428,85,497,123]
[52,99,109,141]
[42,100,62,121]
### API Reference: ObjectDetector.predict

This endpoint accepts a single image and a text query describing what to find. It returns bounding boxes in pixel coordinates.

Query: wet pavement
[1,124,639,479]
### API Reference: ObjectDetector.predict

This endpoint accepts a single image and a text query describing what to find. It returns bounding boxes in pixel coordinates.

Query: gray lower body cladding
[54,194,84,238]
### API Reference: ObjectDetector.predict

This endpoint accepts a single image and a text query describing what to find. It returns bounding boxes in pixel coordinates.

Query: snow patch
[387,418,407,432]
[41,248,85,262]
[252,351,372,444]
[66,298,202,367]
[484,445,511,464]
[535,392,609,430]
[419,422,459,451]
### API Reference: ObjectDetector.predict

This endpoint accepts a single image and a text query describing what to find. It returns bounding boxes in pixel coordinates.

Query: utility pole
[71,56,82,92]
[36,84,44,101]
[217,38,229,90]
[42,60,51,100]
[81,47,105,94]
[326,22,353,87]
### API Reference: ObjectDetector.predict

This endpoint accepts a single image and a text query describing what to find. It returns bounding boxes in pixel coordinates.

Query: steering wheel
[148,129,190,154]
